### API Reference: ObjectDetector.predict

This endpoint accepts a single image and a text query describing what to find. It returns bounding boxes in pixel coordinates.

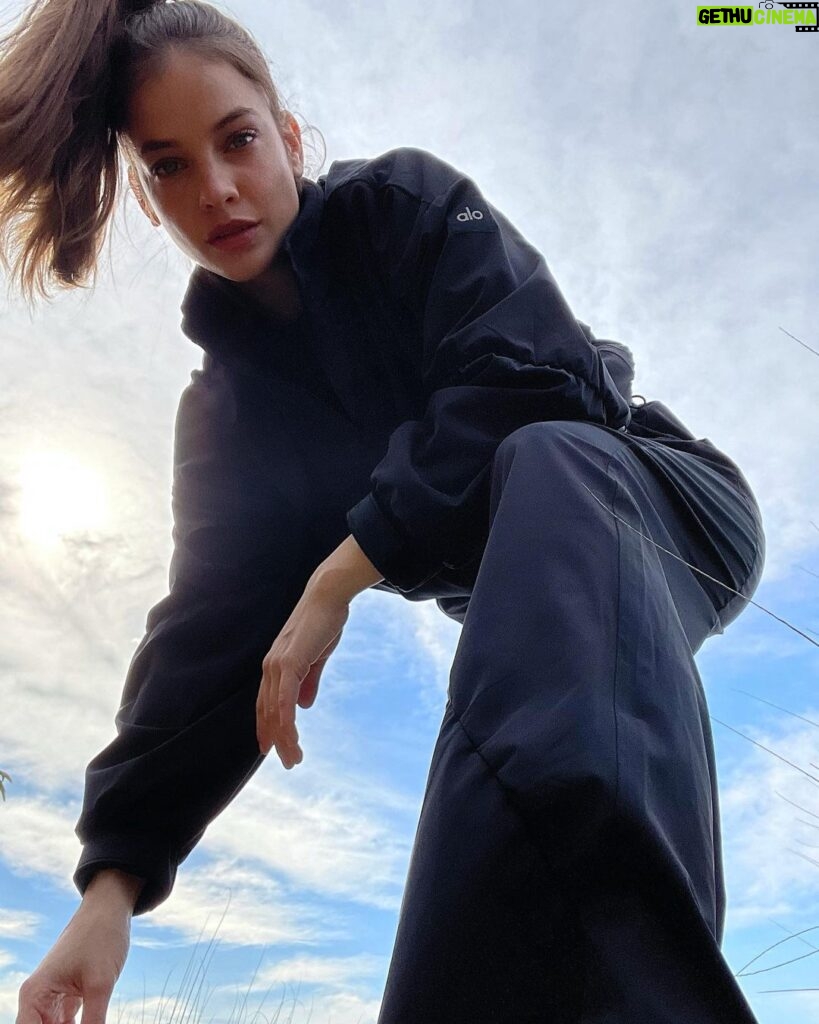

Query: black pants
[377,402,765,1023]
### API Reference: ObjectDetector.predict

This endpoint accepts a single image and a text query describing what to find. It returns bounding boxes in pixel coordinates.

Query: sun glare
[18,451,109,547]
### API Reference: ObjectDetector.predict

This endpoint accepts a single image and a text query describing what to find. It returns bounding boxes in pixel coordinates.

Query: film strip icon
[773,1,819,31]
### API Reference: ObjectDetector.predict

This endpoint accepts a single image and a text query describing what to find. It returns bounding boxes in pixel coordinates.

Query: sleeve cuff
[74,833,176,917]
[346,491,444,594]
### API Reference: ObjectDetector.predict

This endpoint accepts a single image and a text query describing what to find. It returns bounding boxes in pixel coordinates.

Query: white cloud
[0,789,406,951]
[0,970,28,1021]
[109,935,387,1024]
[721,716,819,929]
[265,988,382,1024]
[0,444,177,795]
[195,761,414,914]
[0,910,42,941]
[0,798,83,890]
[253,951,385,989]
[107,983,383,1024]
[136,858,336,949]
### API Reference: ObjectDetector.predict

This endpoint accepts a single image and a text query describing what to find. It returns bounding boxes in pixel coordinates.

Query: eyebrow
[139,106,259,156]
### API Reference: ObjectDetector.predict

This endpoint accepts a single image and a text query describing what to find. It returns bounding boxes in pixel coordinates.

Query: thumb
[297,662,322,708]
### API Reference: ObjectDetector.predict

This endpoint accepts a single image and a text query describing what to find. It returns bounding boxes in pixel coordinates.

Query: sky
[1,1,818,1021]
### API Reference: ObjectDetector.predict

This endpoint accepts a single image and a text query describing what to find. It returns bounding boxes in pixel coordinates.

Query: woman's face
[125,48,304,284]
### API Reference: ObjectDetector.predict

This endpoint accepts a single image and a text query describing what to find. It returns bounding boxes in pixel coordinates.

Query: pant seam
[603,447,626,824]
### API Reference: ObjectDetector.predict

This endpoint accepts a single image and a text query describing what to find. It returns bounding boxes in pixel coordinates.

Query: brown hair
[0,0,324,308]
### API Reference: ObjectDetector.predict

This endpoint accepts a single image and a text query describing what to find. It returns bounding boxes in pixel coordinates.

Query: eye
[151,158,181,179]
[148,129,259,179]
[229,128,258,150]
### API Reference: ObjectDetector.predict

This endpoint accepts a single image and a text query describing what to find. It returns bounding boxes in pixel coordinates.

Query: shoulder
[174,354,239,453]
[321,146,474,207]
[318,147,500,266]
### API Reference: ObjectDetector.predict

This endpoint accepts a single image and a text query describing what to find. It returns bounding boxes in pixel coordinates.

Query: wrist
[311,534,384,602]
[82,868,145,915]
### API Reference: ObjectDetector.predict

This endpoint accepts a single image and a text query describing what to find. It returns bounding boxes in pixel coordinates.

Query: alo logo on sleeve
[457,205,483,222]
[449,201,497,233]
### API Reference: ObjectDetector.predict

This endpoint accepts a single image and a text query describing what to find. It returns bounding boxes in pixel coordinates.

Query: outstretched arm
[73,360,320,916]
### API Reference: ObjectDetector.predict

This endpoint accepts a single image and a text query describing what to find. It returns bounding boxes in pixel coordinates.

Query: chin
[204,253,269,283]
[217,266,258,283]
[236,240,283,277]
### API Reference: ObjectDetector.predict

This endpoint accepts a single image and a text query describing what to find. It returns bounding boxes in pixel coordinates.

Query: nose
[198,159,239,209]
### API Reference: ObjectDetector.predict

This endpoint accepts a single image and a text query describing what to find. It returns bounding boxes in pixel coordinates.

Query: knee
[488,420,624,522]
[493,419,609,465]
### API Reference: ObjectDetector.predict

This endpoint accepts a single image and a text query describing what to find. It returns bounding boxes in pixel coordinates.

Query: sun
[18,451,109,547]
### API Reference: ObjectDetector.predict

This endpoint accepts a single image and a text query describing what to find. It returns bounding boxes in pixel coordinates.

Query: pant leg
[376,418,764,1024]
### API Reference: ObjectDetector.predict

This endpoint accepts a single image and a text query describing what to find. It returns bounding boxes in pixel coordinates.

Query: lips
[207,220,260,243]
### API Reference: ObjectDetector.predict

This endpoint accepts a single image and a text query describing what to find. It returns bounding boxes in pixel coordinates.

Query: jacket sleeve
[344,150,633,594]
[73,360,301,916]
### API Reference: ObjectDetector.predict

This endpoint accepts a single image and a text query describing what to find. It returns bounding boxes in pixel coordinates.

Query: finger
[297,653,328,709]
[256,698,269,754]
[56,994,82,1023]
[79,987,112,1024]
[257,682,280,755]
[277,664,302,750]
[256,679,268,752]
[274,675,303,770]
[16,981,58,1024]
[15,996,45,1024]
[297,668,319,709]
[261,655,275,724]
[258,652,283,750]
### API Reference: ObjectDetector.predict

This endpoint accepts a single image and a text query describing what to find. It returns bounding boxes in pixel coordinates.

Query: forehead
[127,50,269,137]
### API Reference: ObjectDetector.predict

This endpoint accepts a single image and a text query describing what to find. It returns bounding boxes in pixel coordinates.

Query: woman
[2,2,765,1022]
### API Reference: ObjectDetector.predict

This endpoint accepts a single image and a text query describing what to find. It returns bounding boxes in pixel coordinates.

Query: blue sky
[1,1,818,1021]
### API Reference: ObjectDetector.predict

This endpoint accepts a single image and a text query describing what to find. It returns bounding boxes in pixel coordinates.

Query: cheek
[156,201,193,239]
[163,217,200,256]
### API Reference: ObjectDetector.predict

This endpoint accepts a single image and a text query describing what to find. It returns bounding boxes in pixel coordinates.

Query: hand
[16,899,131,1024]
[257,576,350,767]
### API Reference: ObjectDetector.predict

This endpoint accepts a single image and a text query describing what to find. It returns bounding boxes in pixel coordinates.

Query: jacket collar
[178,176,325,361]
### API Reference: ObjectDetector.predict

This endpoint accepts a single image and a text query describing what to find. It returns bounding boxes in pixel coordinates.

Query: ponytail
[0,0,135,304]
[0,0,323,308]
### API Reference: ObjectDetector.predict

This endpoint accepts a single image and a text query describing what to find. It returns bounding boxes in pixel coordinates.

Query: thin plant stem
[767,918,819,952]
[728,689,819,729]
[776,790,819,823]
[740,944,819,978]
[580,481,819,650]
[735,924,819,976]
[788,848,819,871]
[708,717,819,785]
[779,326,819,358]
[236,945,268,1023]
[757,987,819,993]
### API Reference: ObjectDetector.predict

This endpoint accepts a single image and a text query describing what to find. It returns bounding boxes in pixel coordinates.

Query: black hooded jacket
[73,146,635,915]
